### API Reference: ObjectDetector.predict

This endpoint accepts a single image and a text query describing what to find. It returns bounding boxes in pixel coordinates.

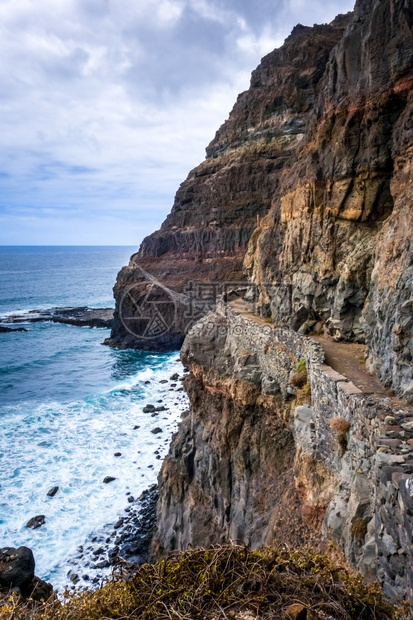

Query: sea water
[0,247,188,589]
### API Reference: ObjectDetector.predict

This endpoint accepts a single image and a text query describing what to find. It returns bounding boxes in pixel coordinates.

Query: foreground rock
[0,547,52,600]
[0,307,114,329]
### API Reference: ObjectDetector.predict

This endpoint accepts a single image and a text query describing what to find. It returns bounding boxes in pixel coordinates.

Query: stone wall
[155,301,413,603]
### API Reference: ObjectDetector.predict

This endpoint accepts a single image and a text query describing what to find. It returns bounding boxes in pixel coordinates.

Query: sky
[0,0,354,246]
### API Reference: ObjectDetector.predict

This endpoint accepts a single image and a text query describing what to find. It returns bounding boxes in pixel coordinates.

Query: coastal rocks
[0,547,34,592]
[0,325,27,333]
[66,485,160,590]
[26,515,46,529]
[0,307,114,329]
[0,547,52,600]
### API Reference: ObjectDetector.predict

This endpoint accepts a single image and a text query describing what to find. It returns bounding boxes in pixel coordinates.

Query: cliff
[245,0,413,403]
[109,0,413,606]
[156,301,413,603]
[106,16,350,350]
[107,0,413,403]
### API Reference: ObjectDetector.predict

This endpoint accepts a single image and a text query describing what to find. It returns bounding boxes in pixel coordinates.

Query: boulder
[0,547,35,593]
[26,515,46,529]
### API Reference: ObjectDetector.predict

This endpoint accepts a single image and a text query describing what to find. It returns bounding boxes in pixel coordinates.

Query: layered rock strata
[109,0,412,401]
[107,17,350,350]
[245,0,413,401]
[155,301,413,602]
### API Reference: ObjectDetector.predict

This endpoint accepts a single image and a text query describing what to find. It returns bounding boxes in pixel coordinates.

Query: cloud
[0,0,354,245]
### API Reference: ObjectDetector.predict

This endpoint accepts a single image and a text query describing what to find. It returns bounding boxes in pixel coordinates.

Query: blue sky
[0,0,354,246]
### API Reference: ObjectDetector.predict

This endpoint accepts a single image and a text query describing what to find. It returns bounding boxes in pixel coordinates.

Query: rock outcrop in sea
[108,0,413,606]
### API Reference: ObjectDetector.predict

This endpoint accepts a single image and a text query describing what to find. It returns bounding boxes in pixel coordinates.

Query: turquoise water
[0,247,187,589]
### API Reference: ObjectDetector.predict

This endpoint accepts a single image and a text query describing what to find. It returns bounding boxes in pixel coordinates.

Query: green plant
[296,359,307,374]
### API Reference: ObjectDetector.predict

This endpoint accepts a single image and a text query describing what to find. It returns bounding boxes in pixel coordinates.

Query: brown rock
[106,18,350,351]
[285,604,307,620]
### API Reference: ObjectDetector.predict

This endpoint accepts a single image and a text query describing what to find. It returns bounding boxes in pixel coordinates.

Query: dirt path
[310,335,389,395]
[229,299,389,396]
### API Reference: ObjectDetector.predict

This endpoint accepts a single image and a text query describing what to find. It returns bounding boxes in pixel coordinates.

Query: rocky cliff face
[107,16,350,350]
[108,0,413,603]
[108,0,413,403]
[245,0,413,402]
[149,0,413,605]
[155,304,324,555]
[155,301,413,603]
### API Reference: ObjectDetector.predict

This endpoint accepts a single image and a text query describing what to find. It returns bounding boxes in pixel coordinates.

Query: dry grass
[329,418,351,456]
[296,383,312,406]
[329,418,350,434]
[0,544,407,620]
[290,372,308,389]
[351,518,368,543]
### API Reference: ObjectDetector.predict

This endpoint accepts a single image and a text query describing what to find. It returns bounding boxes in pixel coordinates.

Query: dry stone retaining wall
[215,302,413,602]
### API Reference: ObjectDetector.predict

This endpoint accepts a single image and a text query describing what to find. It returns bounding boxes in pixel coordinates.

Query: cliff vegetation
[0,545,406,620]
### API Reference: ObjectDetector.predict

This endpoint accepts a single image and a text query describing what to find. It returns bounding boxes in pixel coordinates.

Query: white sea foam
[0,355,188,590]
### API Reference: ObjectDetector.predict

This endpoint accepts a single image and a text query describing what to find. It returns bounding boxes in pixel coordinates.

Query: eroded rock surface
[108,17,350,350]
[245,0,413,401]
[155,302,413,603]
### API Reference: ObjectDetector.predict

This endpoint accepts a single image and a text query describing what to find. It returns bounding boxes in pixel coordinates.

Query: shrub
[290,371,308,388]
[329,417,351,434]
[0,544,403,619]
[351,517,368,542]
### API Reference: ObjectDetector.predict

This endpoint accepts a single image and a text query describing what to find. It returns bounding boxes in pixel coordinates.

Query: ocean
[0,247,187,590]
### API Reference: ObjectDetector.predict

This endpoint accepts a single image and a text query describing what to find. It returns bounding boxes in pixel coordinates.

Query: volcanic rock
[26,515,46,529]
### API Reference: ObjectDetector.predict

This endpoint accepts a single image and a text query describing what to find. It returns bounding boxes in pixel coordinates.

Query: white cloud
[0,0,354,245]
